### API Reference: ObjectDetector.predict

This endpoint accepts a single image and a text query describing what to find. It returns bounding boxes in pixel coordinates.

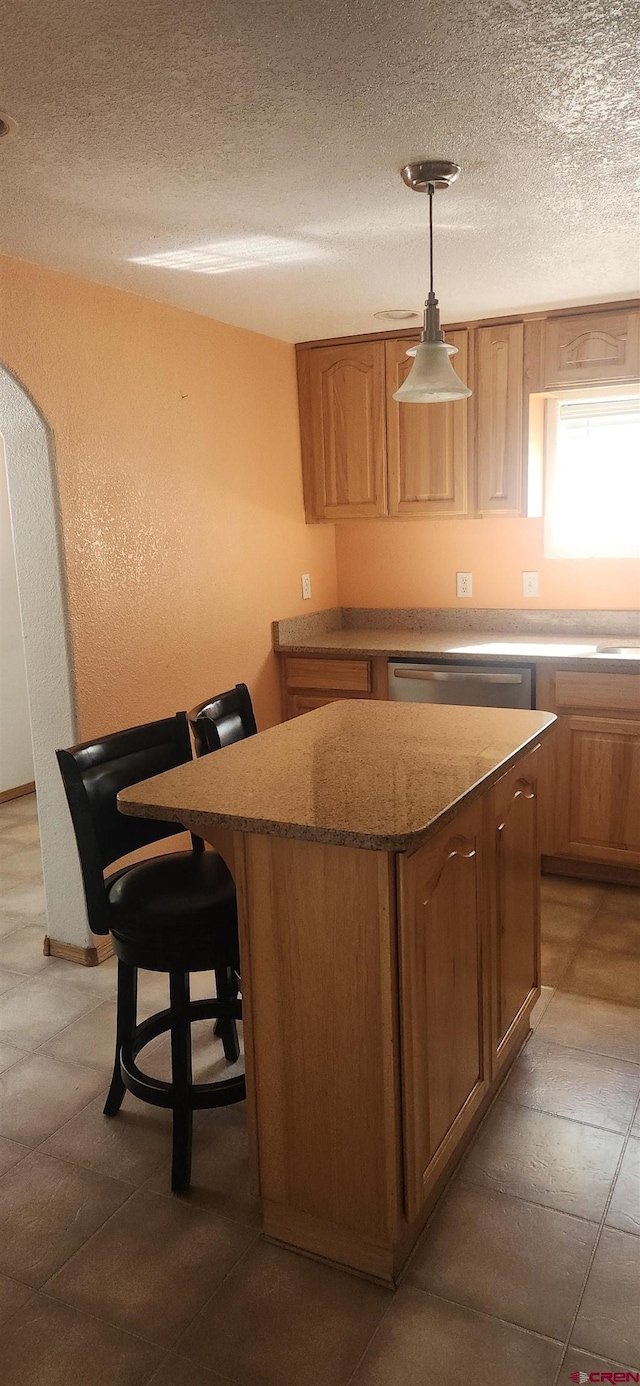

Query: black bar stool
[187,685,257,1048]
[57,712,245,1194]
[188,683,258,756]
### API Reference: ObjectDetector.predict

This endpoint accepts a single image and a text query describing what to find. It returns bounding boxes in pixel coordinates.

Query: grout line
[550,1087,640,1386]
[39,1183,258,1351]
[452,1171,609,1230]
[34,1287,175,1358]
[528,1031,640,1072]
[406,1282,566,1349]
[499,1092,639,1138]
[458,1167,607,1227]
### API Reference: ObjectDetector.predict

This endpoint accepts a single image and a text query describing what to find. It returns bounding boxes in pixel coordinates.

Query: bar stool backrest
[188,683,257,757]
[57,712,192,934]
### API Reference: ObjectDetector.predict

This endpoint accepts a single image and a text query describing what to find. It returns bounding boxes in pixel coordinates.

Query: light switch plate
[522,571,539,598]
[301,573,312,600]
[456,572,473,598]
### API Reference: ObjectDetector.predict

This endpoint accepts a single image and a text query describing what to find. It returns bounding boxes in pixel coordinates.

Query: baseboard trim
[44,935,114,967]
[0,781,36,804]
[542,854,640,888]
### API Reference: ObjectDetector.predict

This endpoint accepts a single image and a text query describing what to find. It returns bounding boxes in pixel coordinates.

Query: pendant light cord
[428,182,434,296]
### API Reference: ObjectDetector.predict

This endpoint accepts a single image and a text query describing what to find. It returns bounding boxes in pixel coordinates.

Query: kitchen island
[119,700,555,1284]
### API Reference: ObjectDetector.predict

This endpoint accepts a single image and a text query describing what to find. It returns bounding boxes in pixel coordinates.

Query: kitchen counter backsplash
[274,607,640,646]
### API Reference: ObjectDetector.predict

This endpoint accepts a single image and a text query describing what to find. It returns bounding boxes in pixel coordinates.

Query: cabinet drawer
[554,671,640,716]
[284,657,371,693]
[287,691,370,718]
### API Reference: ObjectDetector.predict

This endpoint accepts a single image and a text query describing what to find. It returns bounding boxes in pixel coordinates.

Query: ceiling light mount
[400,160,460,193]
[374,309,419,321]
[0,113,17,138]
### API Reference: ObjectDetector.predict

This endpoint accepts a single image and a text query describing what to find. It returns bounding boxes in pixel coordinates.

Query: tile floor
[0,793,638,1385]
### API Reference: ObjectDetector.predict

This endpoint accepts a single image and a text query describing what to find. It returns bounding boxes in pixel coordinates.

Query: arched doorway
[0,363,92,953]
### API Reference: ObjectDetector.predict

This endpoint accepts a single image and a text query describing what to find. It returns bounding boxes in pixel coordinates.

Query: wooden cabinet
[536,664,640,871]
[487,752,540,1073]
[543,309,640,388]
[297,302,640,524]
[556,717,640,866]
[474,322,525,516]
[298,341,387,521]
[282,655,373,719]
[398,798,489,1220]
[385,332,469,517]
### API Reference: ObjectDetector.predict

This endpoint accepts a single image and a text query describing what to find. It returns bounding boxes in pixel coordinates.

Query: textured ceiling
[1,0,638,342]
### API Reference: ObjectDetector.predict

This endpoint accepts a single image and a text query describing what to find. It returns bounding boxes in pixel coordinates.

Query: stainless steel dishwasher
[388,660,533,709]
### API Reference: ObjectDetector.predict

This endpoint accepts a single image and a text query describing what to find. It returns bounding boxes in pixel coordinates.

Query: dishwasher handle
[393,668,523,685]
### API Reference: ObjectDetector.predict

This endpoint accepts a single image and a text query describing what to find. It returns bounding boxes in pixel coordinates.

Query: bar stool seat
[107,849,238,970]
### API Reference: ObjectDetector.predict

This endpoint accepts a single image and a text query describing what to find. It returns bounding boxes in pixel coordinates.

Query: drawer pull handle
[393,669,523,685]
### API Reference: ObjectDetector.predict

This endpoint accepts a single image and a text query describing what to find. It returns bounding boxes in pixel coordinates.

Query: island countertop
[118,699,555,852]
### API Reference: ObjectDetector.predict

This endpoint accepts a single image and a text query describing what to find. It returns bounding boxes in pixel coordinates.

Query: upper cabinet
[296,302,640,523]
[543,309,640,388]
[298,341,387,522]
[474,322,525,517]
[386,331,469,517]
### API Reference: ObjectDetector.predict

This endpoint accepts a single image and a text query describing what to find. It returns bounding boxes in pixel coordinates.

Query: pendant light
[393,160,471,404]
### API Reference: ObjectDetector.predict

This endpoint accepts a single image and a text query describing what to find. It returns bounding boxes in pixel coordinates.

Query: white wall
[0,368,91,948]
[0,443,34,792]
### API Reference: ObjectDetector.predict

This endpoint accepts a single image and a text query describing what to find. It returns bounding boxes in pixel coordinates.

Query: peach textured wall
[335,518,640,611]
[0,255,337,736]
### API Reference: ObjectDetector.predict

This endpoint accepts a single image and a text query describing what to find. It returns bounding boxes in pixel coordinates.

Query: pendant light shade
[393,160,472,405]
[393,341,471,403]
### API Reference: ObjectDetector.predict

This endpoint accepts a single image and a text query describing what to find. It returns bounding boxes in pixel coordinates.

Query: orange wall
[336,518,640,610]
[0,256,337,735]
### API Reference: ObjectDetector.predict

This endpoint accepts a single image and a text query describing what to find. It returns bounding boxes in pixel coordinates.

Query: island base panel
[234,833,403,1278]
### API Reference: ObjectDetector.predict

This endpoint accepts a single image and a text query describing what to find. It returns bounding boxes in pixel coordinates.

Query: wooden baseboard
[542,854,640,888]
[0,781,35,805]
[44,935,114,967]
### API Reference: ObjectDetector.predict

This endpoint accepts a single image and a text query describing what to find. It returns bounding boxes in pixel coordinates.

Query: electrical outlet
[456,572,473,599]
[522,571,539,598]
[301,573,312,600]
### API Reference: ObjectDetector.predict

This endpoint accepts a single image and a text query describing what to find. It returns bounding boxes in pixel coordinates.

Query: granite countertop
[275,628,640,666]
[272,608,640,667]
[118,700,555,853]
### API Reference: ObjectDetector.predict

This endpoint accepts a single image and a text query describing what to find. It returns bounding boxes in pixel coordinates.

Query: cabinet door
[488,750,541,1071]
[300,342,387,521]
[475,322,525,516]
[398,799,489,1221]
[386,332,469,516]
[556,715,640,866]
[544,309,640,388]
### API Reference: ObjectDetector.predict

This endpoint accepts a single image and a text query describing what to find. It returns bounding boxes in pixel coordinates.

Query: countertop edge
[274,637,640,668]
[118,717,556,854]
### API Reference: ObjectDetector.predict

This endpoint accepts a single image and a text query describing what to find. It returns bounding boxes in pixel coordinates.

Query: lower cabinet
[398,797,489,1221]
[536,665,640,871]
[281,655,373,719]
[487,751,540,1072]
[556,715,640,866]
[397,744,541,1222]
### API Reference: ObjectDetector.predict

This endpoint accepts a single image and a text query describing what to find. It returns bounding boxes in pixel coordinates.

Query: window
[543,389,640,559]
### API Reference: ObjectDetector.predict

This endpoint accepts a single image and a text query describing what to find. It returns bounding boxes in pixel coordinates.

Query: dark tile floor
[0,793,638,1385]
